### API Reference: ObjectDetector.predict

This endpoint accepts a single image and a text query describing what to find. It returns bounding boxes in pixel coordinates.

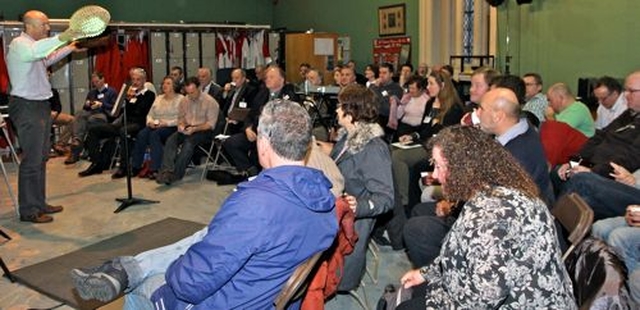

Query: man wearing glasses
[522,72,549,123]
[593,76,628,130]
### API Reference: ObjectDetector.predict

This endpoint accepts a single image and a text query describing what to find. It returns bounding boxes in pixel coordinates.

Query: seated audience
[397,125,576,309]
[591,205,640,307]
[318,84,394,291]
[332,65,343,87]
[339,65,357,88]
[555,71,640,184]
[71,100,339,309]
[560,163,640,221]
[305,68,323,87]
[216,65,298,183]
[416,63,429,78]
[65,71,117,164]
[126,76,183,180]
[346,60,367,85]
[78,68,155,177]
[49,86,74,155]
[197,67,223,103]
[388,75,429,137]
[593,76,627,130]
[460,66,500,125]
[399,63,413,89]
[403,88,553,267]
[545,82,595,137]
[169,66,185,94]
[155,77,219,185]
[522,72,548,123]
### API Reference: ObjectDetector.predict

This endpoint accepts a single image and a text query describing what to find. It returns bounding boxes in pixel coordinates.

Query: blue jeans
[559,172,640,221]
[592,217,640,305]
[121,227,208,310]
[161,130,212,179]
[132,126,177,171]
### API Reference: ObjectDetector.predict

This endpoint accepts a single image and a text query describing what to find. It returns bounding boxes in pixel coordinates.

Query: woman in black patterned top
[398,125,576,310]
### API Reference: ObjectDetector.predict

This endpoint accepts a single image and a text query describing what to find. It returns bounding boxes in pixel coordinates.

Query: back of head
[548,83,574,100]
[427,125,539,201]
[338,84,378,123]
[594,76,622,94]
[258,100,312,161]
[489,87,522,120]
[473,67,501,86]
[490,74,526,105]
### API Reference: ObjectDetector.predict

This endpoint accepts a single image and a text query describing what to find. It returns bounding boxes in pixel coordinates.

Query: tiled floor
[0,156,411,310]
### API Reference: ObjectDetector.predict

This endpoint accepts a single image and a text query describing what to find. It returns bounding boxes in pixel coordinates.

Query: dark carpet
[11,217,204,310]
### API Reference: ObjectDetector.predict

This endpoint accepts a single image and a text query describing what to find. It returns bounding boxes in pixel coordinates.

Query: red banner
[372,37,411,69]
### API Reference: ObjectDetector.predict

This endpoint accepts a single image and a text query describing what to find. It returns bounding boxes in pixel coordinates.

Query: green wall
[272,0,419,72]
[1,0,272,24]
[496,0,640,90]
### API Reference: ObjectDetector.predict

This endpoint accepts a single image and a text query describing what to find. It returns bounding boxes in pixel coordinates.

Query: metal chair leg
[0,228,15,283]
[365,241,379,284]
[0,157,19,218]
[347,282,371,310]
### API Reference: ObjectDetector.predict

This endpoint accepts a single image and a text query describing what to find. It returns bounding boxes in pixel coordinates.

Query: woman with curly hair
[319,83,394,291]
[398,125,576,309]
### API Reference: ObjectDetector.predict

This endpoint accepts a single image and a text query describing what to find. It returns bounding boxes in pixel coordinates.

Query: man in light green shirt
[546,82,595,137]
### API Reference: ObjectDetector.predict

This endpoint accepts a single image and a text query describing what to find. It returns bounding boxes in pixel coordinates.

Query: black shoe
[70,258,129,302]
[111,169,126,179]
[371,234,392,247]
[20,213,53,223]
[64,154,79,165]
[205,170,227,182]
[216,171,248,185]
[78,163,104,177]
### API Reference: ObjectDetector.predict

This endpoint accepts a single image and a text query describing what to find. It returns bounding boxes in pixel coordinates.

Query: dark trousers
[559,172,640,221]
[8,97,51,216]
[85,122,142,169]
[161,130,211,179]
[132,126,176,171]
[222,131,258,172]
[403,202,455,267]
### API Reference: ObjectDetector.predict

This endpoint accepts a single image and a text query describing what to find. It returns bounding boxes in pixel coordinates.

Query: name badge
[381,90,389,97]
[129,98,137,103]
[239,101,247,108]
[283,95,290,100]
[97,93,104,99]
[423,116,432,124]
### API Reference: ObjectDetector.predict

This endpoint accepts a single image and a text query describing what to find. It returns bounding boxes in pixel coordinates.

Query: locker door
[168,32,183,59]
[152,57,167,91]
[185,32,199,59]
[201,33,216,59]
[73,87,88,114]
[71,52,90,89]
[185,58,200,78]
[56,88,71,114]
[150,32,167,59]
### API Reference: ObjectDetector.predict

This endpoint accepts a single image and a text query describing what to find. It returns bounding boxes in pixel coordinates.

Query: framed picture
[378,4,406,36]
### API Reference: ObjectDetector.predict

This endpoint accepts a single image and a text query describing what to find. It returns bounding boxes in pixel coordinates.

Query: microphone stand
[115,90,159,213]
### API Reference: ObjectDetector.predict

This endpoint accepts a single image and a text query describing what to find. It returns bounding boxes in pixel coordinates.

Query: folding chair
[1,113,20,217]
[199,122,233,181]
[273,251,323,310]
[551,193,594,261]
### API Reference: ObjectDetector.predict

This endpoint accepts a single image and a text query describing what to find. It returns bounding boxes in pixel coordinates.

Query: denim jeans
[592,217,640,305]
[132,126,176,171]
[161,130,212,179]
[559,172,640,221]
[121,227,208,310]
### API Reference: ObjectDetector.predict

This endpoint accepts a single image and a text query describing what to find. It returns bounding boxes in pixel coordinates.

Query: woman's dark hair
[407,75,426,90]
[338,84,378,124]
[428,125,539,201]
[366,64,380,79]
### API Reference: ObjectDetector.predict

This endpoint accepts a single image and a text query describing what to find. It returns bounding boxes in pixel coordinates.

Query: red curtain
[122,34,150,83]
[94,35,125,90]
[0,37,10,93]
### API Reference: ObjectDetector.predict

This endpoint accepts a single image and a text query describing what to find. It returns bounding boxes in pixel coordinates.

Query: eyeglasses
[524,82,539,87]
[624,87,640,93]
[595,91,614,102]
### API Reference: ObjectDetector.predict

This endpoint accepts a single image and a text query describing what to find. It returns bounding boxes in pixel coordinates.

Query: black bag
[376,284,413,310]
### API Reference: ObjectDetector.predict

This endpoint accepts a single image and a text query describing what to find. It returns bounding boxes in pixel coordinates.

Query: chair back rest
[273,251,323,310]
[552,193,594,247]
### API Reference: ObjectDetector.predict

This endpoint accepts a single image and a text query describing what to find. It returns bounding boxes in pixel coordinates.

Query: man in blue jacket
[71,100,338,309]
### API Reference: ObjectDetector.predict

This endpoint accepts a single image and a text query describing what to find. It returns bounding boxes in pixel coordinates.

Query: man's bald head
[23,10,50,40]
[478,87,521,135]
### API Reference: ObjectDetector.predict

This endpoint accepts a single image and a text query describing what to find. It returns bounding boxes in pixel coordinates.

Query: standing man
[7,10,79,223]
[593,76,627,130]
